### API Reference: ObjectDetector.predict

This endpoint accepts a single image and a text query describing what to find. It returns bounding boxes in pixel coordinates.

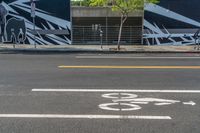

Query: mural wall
[144,0,200,45]
[0,0,71,45]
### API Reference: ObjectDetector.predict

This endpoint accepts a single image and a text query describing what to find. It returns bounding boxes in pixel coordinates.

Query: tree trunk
[117,14,127,50]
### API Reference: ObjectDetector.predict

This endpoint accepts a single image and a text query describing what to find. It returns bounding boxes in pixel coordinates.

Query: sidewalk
[0,44,199,53]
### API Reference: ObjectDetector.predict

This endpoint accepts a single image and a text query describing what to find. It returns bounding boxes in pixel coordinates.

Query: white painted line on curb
[76,56,200,59]
[32,89,200,93]
[0,114,172,120]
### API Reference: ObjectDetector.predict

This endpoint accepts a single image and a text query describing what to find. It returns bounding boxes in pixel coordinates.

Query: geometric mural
[0,0,71,45]
[144,0,200,45]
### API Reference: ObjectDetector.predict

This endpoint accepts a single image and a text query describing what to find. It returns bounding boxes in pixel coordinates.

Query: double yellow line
[58,65,200,69]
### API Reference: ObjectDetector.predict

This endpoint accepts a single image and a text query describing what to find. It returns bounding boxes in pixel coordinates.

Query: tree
[71,0,91,6]
[90,0,159,50]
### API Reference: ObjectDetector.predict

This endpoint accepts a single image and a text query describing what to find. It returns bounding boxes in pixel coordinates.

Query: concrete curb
[0,44,200,54]
[0,48,200,54]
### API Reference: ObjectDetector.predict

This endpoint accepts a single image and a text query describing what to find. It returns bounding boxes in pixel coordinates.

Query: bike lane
[0,89,199,121]
[0,89,199,133]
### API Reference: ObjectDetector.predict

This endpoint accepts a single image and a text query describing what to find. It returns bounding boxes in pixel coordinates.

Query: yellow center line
[58,66,200,69]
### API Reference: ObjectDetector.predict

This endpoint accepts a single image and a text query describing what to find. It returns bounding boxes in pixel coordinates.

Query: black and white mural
[0,0,71,45]
[144,0,200,45]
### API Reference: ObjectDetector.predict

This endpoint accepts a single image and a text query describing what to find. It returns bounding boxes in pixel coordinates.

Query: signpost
[99,27,103,49]
[92,24,103,49]
[30,0,36,48]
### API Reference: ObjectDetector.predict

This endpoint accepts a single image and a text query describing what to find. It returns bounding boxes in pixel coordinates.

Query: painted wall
[0,0,71,45]
[144,0,200,45]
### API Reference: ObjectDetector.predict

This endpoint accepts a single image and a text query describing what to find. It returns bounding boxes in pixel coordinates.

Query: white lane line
[0,114,172,120]
[76,56,200,59]
[32,89,200,93]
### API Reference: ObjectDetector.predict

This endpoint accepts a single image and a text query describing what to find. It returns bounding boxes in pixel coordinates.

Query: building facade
[72,7,143,45]
[0,0,198,45]
[74,0,200,45]
[0,0,71,45]
[144,0,199,45]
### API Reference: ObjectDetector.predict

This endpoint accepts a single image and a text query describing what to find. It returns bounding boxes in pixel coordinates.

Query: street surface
[0,53,200,133]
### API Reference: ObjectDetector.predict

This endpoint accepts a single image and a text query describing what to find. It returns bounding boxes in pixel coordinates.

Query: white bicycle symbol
[99,93,180,111]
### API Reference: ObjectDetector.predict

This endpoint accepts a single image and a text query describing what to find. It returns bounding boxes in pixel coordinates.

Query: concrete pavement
[0,44,199,53]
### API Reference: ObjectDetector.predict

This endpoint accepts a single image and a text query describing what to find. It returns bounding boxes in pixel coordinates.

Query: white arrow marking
[183,101,196,106]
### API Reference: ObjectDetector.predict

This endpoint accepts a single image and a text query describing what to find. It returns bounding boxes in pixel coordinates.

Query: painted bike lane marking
[30,88,199,120]
[99,93,196,111]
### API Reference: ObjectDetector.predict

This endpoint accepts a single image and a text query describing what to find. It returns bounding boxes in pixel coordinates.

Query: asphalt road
[0,53,200,133]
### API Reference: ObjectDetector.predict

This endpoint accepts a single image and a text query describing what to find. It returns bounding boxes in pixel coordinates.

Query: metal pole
[100,36,102,49]
[99,25,103,49]
[152,31,154,45]
[106,7,108,45]
[33,17,36,48]
[100,30,103,49]
[31,0,36,48]
[194,38,197,50]
[141,5,144,45]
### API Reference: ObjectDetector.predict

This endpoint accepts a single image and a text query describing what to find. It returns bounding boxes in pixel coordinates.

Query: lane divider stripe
[58,66,200,69]
[0,114,172,120]
[76,56,200,59]
[32,89,200,93]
